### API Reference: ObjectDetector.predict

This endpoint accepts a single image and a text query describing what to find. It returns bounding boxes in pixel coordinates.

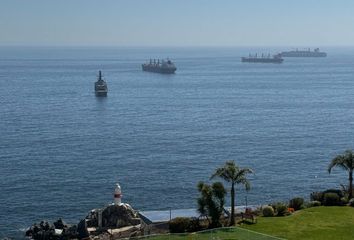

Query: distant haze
[1,0,354,47]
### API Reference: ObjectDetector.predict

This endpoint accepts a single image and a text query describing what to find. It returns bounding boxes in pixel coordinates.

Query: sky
[1,0,354,47]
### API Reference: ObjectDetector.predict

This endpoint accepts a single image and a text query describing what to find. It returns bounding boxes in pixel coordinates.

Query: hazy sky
[1,0,354,46]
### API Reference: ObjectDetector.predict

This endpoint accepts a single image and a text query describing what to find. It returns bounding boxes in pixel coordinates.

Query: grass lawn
[144,206,354,240]
[142,227,280,239]
[241,206,354,240]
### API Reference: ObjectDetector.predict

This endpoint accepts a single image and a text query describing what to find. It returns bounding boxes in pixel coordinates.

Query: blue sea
[1,46,354,238]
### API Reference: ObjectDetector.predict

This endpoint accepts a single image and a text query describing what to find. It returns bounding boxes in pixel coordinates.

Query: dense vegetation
[164,151,354,239]
[196,181,226,228]
[153,207,354,240]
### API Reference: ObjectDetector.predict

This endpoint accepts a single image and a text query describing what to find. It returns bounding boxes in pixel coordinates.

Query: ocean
[1,46,354,238]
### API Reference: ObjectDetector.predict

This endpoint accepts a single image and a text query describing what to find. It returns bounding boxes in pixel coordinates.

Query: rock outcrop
[102,204,140,228]
[26,204,142,239]
[25,219,79,240]
[86,203,140,229]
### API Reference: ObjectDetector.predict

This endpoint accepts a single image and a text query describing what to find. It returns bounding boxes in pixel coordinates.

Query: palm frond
[234,168,253,180]
[211,160,253,188]
[328,150,354,173]
[210,167,231,182]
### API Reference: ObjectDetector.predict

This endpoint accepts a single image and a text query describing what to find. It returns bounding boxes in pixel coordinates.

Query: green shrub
[306,200,321,208]
[323,189,344,198]
[186,218,202,232]
[262,205,274,217]
[311,189,345,205]
[289,197,304,210]
[323,193,340,206]
[349,198,354,207]
[310,192,323,202]
[169,217,191,233]
[276,203,288,216]
[270,202,288,216]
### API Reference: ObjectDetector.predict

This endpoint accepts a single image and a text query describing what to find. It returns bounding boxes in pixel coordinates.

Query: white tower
[114,183,122,205]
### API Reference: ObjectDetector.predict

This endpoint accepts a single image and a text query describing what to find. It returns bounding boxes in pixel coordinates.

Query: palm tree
[328,150,354,199]
[211,160,253,226]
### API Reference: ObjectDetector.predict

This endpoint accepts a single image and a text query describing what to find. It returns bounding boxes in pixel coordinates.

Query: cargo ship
[142,59,177,74]
[280,48,327,57]
[94,70,108,97]
[241,53,284,63]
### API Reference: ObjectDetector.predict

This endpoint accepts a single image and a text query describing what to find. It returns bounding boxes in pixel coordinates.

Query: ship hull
[142,65,176,74]
[241,57,283,63]
[280,52,327,57]
[95,91,107,97]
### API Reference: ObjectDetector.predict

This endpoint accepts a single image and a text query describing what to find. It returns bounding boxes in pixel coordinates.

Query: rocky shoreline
[25,203,148,240]
[24,183,166,240]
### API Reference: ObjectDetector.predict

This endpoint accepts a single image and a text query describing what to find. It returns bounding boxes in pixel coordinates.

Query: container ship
[280,48,327,57]
[241,53,284,63]
[142,59,177,74]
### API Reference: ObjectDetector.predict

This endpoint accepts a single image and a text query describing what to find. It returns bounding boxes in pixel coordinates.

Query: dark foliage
[169,217,191,233]
[310,192,323,202]
[273,202,288,216]
[311,189,344,205]
[186,218,202,232]
[323,193,341,206]
[197,181,226,228]
[323,189,344,198]
[289,197,304,210]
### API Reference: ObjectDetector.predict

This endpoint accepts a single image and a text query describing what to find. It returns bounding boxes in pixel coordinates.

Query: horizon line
[1,44,354,48]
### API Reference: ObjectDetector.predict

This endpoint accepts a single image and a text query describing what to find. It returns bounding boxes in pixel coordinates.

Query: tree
[197,181,226,228]
[211,160,253,226]
[328,150,354,199]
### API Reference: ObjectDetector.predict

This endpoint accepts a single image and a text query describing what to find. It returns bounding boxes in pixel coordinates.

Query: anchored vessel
[95,70,108,97]
[280,48,327,57]
[241,53,284,63]
[142,59,177,74]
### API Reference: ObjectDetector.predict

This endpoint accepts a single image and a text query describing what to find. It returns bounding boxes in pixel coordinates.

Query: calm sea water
[1,47,354,238]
